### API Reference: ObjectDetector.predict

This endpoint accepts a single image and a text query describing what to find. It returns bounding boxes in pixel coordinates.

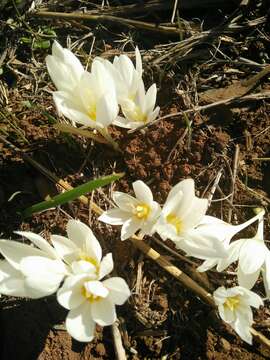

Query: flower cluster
[46,41,159,140]
[0,220,130,342]
[99,178,268,344]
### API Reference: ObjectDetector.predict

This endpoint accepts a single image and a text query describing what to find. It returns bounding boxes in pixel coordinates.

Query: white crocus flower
[213,286,263,344]
[99,47,142,103]
[46,40,84,93]
[52,60,119,133]
[57,274,130,342]
[197,211,265,273]
[155,179,208,243]
[51,219,114,280]
[214,211,270,297]
[0,232,68,298]
[98,180,161,240]
[113,80,160,129]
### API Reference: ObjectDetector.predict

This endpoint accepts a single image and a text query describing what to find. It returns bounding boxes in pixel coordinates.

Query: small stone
[219,337,231,352]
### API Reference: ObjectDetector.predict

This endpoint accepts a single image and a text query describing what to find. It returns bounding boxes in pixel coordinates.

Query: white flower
[46,41,84,93]
[57,274,130,342]
[52,60,119,131]
[213,286,263,344]
[113,80,160,129]
[0,232,68,298]
[51,219,114,280]
[155,179,208,242]
[99,47,142,103]
[214,211,270,297]
[98,180,161,240]
[197,211,265,273]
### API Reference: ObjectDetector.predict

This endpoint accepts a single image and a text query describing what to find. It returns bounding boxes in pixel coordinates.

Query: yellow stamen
[134,203,150,220]
[166,213,182,235]
[79,254,99,273]
[88,105,96,121]
[81,287,101,303]
[224,296,240,311]
[132,106,147,123]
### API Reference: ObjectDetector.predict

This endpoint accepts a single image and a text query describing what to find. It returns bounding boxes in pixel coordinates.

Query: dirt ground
[1,1,270,359]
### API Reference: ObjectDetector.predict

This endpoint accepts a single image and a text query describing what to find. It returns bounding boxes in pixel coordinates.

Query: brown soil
[1,1,270,359]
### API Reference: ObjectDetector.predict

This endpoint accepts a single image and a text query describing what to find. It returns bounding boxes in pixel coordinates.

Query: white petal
[0,260,21,280]
[20,256,66,277]
[24,272,64,298]
[0,278,28,298]
[217,239,244,272]
[181,197,208,230]
[132,180,153,204]
[85,280,108,298]
[240,287,263,308]
[96,92,118,128]
[0,240,45,270]
[239,239,266,274]
[98,208,131,225]
[121,218,142,240]
[135,47,142,77]
[263,251,270,297]
[66,220,102,263]
[112,192,138,212]
[15,231,57,258]
[233,311,253,344]
[66,302,95,342]
[163,178,195,215]
[197,259,218,272]
[57,274,87,310]
[103,277,131,305]
[53,91,96,128]
[113,115,132,129]
[145,84,157,114]
[91,297,116,326]
[71,260,97,277]
[237,266,260,290]
[99,253,114,280]
[51,235,78,259]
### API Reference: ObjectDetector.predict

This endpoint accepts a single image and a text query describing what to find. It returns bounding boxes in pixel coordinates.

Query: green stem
[98,128,121,152]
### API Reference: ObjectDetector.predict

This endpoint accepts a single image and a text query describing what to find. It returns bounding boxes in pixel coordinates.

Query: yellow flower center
[81,287,101,303]
[134,203,150,220]
[79,253,99,273]
[132,106,148,123]
[166,213,182,235]
[88,104,96,121]
[224,295,240,311]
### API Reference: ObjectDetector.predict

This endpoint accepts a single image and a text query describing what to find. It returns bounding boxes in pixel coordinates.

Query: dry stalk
[228,145,240,223]
[34,11,182,36]
[128,90,270,133]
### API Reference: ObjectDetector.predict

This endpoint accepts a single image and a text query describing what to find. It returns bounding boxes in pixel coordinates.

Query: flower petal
[57,274,87,310]
[66,220,102,262]
[99,253,114,280]
[237,266,260,290]
[239,239,266,274]
[98,208,131,225]
[51,234,78,259]
[103,277,131,305]
[121,218,142,240]
[112,192,138,212]
[66,302,95,342]
[85,280,108,298]
[91,297,116,326]
[0,240,45,270]
[132,180,153,204]
[15,231,57,259]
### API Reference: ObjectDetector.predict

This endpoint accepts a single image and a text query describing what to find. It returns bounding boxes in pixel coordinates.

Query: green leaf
[23,173,124,218]
[33,40,51,49]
